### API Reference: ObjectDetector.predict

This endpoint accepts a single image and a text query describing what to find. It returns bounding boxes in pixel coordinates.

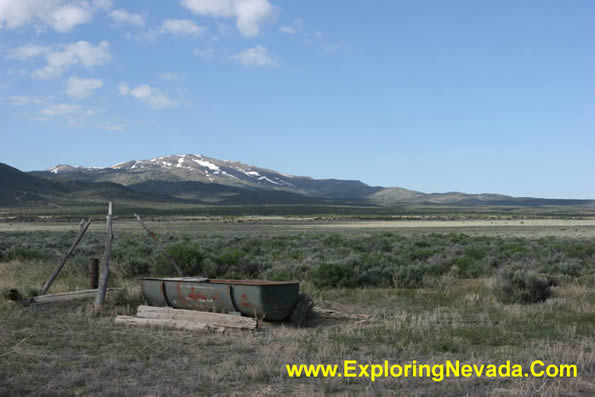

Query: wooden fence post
[134,213,184,276]
[40,218,92,295]
[89,258,99,289]
[94,202,113,310]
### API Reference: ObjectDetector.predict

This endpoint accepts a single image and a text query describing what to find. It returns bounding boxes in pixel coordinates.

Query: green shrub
[393,265,424,288]
[357,267,393,287]
[311,263,356,288]
[494,267,552,304]
[290,293,315,327]
[9,246,49,261]
[152,240,204,276]
[543,259,584,277]
[214,247,245,266]
[268,270,292,281]
[119,257,151,277]
[170,240,204,275]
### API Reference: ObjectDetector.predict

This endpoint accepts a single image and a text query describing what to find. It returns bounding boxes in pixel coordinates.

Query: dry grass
[1,270,593,396]
[0,221,593,396]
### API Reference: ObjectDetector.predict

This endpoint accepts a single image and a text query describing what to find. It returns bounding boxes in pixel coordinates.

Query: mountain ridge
[11,153,595,208]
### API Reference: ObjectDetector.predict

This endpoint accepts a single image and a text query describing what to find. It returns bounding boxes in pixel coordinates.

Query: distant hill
[9,153,595,209]
[34,154,383,201]
[0,162,178,206]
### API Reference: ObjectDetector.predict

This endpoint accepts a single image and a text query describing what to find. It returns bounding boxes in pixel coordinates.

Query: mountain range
[1,154,593,209]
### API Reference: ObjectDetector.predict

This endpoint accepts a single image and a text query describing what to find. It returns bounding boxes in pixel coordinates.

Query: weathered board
[114,316,218,332]
[32,288,121,304]
[136,305,257,329]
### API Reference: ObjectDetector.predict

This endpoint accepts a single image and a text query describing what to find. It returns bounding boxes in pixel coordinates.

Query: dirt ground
[1,217,594,239]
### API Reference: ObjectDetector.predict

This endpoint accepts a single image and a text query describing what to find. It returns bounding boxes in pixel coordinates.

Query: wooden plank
[32,288,121,304]
[134,213,184,277]
[114,315,221,333]
[136,305,257,329]
[95,202,113,310]
[40,218,92,295]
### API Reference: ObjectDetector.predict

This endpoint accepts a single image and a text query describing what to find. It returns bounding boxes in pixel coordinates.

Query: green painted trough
[141,277,300,321]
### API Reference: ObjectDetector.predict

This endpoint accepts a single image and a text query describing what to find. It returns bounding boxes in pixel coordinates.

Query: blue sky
[1,0,593,199]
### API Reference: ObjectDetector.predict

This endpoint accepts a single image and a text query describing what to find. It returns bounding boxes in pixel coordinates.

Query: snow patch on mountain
[192,159,220,171]
[258,176,279,185]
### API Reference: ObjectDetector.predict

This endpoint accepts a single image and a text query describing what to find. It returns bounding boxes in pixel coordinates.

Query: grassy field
[0,217,593,396]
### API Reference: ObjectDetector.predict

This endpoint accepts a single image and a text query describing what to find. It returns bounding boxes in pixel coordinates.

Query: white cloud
[66,76,103,98]
[119,83,177,109]
[118,83,130,96]
[7,44,49,59]
[38,102,97,125]
[1,95,46,106]
[93,0,113,12]
[109,8,144,26]
[40,103,80,116]
[279,25,294,34]
[160,72,180,81]
[180,0,275,37]
[98,123,126,132]
[193,48,214,58]
[0,0,112,32]
[232,45,276,67]
[160,18,205,36]
[8,41,111,79]
[280,18,302,34]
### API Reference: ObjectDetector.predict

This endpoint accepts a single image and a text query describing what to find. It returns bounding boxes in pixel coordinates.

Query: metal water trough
[141,277,300,321]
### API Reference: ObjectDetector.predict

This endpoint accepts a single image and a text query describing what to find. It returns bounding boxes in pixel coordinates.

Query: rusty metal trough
[141,277,299,321]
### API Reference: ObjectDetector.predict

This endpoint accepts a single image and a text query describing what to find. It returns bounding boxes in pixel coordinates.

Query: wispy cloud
[180,0,275,37]
[119,83,177,109]
[0,0,112,32]
[160,73,180,81]
[38,102,97,125]
[98,123,126,132]
[279,26,295,34]
[66,76,103,98]
[193,48,214,58]
[160,18,205,36]
[109,8,145,26]
[40,103,81,116]
[232,46,276,67]
[1,95,46,106]
[7,41,111,79]
[280,18,303,35]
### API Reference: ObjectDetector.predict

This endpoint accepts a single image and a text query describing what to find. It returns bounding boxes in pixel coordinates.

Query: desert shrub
[541,258,584,277]
[222,271,248,280]
[452,255,484,278]
[357,266,393,287]
[409,247,434,261]
[268,270,292,281]
[324,233,345,247]
[424,253,451,275]
[393,265,424,288]
[236,257,263,278]
[119,257,151,277]
[214,247,245,266]
[168,240,204,275]
[151,240,204,276]
[561,242,595,260]
[311,263,356,288]
[201,258,218,278]
[9,246,49,261]
[290,293,315,327]
[493,267,552,304]
[498,241,530,258]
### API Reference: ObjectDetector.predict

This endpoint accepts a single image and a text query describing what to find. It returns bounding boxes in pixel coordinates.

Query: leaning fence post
[134,213,184,276]
[94,202,113,310]
[40,218,92,295]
